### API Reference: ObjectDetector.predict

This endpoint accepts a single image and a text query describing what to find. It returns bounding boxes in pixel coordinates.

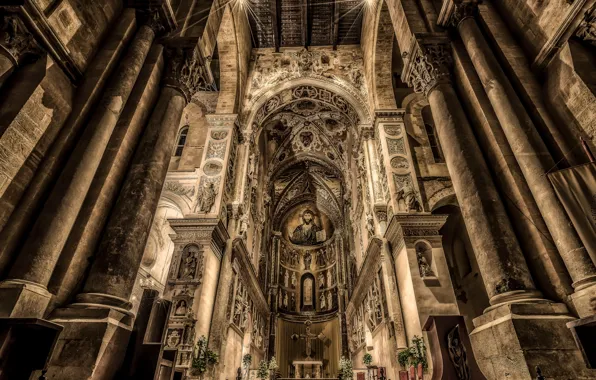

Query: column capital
[361,126,375,140]
[0,12,44,66]
[132,0,177,35]
[163,45,215,103]
[402,36,453,97]
[437,0,478,28]
[575,3,596,47]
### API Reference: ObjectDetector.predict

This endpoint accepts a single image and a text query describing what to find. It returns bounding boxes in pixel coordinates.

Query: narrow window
[174,126,189,157]
[425,123,444,163]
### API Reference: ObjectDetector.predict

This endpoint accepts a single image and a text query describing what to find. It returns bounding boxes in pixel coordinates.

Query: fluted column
[0,12,43,88]
[0,18,161,318]
[450,3,596,306]
[78,46,207,308]
[402,38,542,306]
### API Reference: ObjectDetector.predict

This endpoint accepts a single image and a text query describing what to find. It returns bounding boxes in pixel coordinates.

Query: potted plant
[242,354,252,379]
[338,356,353,380]
[257,360,269,380]
[191,336,219,379]
[363,353,373,367]
[396,336,428,379]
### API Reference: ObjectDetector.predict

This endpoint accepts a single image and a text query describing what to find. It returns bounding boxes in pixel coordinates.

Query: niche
[300,273,316,312]
[415,241,439,286]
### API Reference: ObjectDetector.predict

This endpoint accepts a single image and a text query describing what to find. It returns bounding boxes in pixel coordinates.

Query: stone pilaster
[193,114,238,227]
[384,215,457,341]
[401,36,542,306]
[163,219,229,374]
[0,20,159,319]
[0,11,44,88]
[452,1,596,315]
[375,109,423,218]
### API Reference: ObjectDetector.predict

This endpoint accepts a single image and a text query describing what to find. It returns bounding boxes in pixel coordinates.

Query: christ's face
[303,212,313,224]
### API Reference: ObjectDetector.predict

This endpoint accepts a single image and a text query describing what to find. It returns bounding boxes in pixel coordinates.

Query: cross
[291,319,326,359]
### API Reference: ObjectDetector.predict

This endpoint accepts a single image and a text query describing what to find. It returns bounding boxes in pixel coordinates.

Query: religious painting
[283,203,334,246]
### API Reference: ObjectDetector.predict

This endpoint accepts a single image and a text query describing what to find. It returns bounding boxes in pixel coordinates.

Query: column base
[44,305,134,380]
[470,302,595,379]
[570,283,596,318]
[0,279,52,318]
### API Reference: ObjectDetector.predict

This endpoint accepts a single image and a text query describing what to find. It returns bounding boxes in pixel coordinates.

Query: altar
[292,360,323,378]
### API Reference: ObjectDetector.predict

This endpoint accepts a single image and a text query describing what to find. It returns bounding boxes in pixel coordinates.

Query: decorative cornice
[206,113,238,128]
[373,109,405,127]
[163,41,216,103]
[168,218,230,259]
[0,10,43,65]
[401,35,453,97]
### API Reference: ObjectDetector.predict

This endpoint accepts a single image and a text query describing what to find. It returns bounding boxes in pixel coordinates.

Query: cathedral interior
[1,0,596,379]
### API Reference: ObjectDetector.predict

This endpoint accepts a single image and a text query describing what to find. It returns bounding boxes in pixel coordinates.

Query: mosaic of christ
[283,204,333,246]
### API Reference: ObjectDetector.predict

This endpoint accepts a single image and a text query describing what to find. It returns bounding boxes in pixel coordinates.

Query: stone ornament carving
[576,3,596,46]
[196,178,219,213]
[390,156,409,169]
[205,140,226,160]
[447,325,471,380]
[164,181,195,197]
[386,138,405,155]
[164,47,215,103]
[403,40,453,96]
[384,125,403,136]
[0,12,44,65]
[210,130,229,140]
[394,174,422,212]
[203,161,223,176]
[448,1,478,28]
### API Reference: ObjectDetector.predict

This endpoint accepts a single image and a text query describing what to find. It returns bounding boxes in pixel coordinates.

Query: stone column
[47,44,165,310]
[452,2,596,314]
[0,12,43,88]
[44,45,210,380]
[402,38,542,306]
[0,20,160,319]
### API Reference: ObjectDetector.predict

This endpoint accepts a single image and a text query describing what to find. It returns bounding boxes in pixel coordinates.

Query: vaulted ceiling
[247,0,363,48]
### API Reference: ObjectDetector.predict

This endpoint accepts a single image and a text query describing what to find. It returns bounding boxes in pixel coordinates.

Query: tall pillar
[450,1,596,316]
[402,37,542,306]
[0,18,160,319]
[43,45,211,380]
[47,44,165,310]
[0,12,43,88]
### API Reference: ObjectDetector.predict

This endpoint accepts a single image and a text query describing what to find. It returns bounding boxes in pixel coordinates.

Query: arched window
[424,123,444,163]
[174,126,189,157]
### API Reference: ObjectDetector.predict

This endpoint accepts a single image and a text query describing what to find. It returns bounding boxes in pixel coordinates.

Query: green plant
[363,353,373,366]
[411,335,428,371]
[268,356,279,371]
[191,336,219,376]
[339,356,353,380]
[397,348,411,368]
[243,354,252,368]
[257,359,269,379]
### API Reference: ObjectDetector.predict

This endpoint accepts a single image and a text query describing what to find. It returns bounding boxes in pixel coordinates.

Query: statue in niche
[327,268,333,287]
[290,209,325,245]
[396,182,422,212]
[417,246,435,277]
[317,249,327,266]
[179,249,198,279]
[198,182,217,212]
[283,292,289,308]
[239,212,249,239]
[304,252,312,270]
[284,269,289,287]
[175,300,188,316]
[366,212,375,237]
[318,272,326,288]
[447,325,471,380]
[303,278,313,306]
[327,291,333,309]
[291,272,297,288]
[290,292,296,310]
[320,293,326,310]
